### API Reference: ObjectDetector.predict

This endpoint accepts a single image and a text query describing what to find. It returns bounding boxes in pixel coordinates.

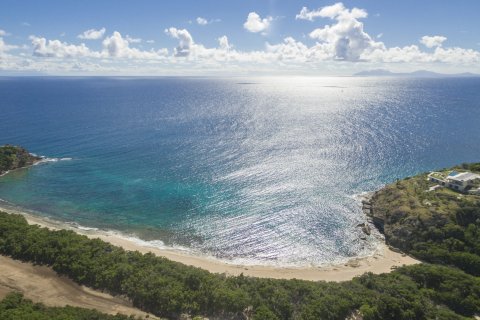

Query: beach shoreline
[0,203,419,282]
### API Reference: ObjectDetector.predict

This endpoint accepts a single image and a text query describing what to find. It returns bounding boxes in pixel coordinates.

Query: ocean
[0,76,479,267]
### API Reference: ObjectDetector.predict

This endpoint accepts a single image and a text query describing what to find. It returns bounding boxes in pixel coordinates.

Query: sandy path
[0,255,158,319]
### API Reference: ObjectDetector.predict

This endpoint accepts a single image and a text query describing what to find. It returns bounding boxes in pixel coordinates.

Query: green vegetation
[369,163,480,276]
[0,145,40,175]
[0,292,135,320]
[0,212,479,319]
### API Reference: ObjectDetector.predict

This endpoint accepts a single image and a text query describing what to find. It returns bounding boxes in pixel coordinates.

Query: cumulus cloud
[420,35,447,48]
[5,3,479,75]
[267,37,310,61]
[431,46,480,63]
[0,29,16,55]
[78,28,106,40]
[0,38,17,54]
[196,17,208,25]
[304,3,382,61]
[0,38,6,53]
[296,3,351,21]
[102,31,167,59]
[365,45,427,63]
[28,32,167,60]
[30,36,97,58]
[291,3,480,65]
[102,32,129,57]
[218,35,231,51]
[165,27,194,57]
[0,36,20,72]
[243,12,272,33]
[164,28,253,62]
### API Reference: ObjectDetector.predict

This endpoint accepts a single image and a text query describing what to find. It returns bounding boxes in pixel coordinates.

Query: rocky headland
[0,145,42,176]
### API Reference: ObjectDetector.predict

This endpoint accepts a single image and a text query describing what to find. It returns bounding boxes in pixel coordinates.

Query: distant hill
[354,69,480,78]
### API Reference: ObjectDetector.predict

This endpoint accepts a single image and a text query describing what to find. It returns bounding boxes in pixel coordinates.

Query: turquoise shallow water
[0,76,479,266]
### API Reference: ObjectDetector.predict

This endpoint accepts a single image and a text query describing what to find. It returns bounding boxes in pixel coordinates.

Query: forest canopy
[0,211,479,320]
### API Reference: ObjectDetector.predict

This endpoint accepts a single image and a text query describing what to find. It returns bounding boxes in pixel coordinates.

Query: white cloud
[165,28,249,62]
[296,3,367,21]
[432,46,480,63]
[165,27,194,57]
[243,12,272,33]
[28,32,167,60]
[194,17,220,26]
[3,3,479,75]
[365,45,427,63]
[266,37,309,62]
[0,38,17,53]
[363,44,480,64]
[102,31,167,59]
[23,25,480,73]
[420,35,447,48]
[305,3,381,61]
[78,28,106,40]
[292,3,480,65]
[196,17,208,25]
[126,35,142,43]
[0,29,9,37]
[218,35,231,51]
[30,36,97,58]
[102,32,129,57]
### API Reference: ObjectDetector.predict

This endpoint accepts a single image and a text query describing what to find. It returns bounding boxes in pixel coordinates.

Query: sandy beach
[0,204,419,282]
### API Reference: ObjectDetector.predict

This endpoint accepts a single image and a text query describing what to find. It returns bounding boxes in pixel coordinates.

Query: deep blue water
[0,76,479,266]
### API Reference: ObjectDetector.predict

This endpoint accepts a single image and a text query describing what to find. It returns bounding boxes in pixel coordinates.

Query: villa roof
[448,172,480,182]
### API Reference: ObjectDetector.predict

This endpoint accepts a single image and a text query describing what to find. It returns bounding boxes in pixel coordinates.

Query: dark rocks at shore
[357,194,378,240]
[356,222,371,237]
[361,193,386,234]
[365,188,418,251]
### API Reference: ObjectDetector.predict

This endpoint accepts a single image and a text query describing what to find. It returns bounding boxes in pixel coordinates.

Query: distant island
[353,69,480,78]
[0,146,479,319]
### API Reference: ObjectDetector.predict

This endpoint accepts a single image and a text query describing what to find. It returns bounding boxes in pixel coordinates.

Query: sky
[1,0,480,76]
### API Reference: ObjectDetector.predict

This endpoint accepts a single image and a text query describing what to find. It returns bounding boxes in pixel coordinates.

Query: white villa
[428,170,480,195]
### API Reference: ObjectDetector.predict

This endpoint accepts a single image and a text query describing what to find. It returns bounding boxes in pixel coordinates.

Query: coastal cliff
[365,163,480,275]
[0,145,41,176]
